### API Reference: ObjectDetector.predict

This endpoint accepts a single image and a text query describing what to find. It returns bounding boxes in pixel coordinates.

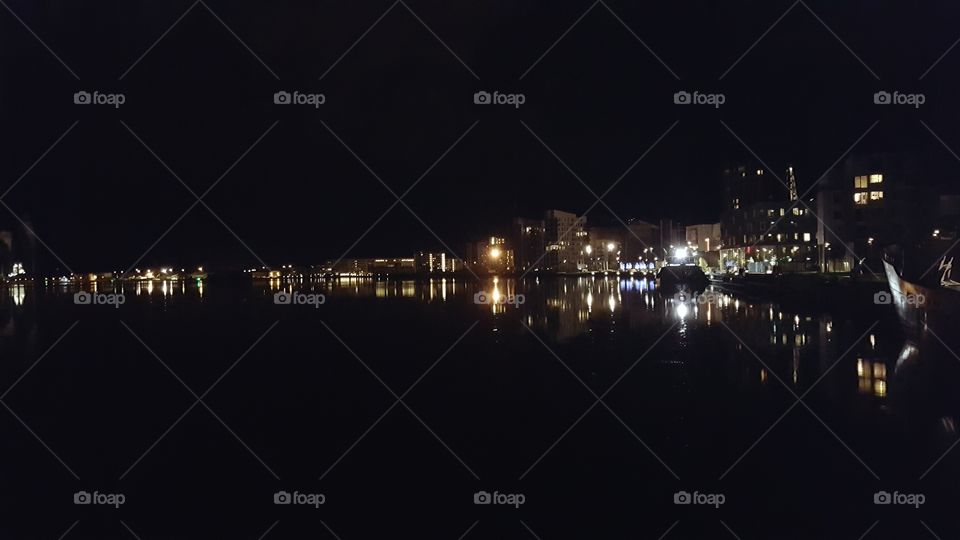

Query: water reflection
[1,273,958,475]
[308,276,959,421]
[6,275,959,417]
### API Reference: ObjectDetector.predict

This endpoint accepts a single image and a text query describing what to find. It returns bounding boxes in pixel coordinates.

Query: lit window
[792,208,800,216]
[779,208,785,216]
[870,191,884,201]
[869,174,883,184]
[803,233,811,242]
[854,175,868,189]
[854,192,868,205]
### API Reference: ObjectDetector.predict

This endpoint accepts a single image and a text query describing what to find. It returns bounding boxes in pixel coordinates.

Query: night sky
[1,0,959,272]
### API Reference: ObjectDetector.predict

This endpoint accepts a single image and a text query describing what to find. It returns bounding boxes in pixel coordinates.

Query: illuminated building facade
[544,209,586,272]
[327,258,416,276]
[817,154,932,272]
[415,252,460,273]
[720,165,818,273]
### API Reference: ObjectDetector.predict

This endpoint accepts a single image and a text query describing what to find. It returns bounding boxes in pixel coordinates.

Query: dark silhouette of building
[511,217,545,273]
[621,219,661,264]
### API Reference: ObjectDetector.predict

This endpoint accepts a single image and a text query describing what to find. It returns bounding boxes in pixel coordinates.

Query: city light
[606,242,615,253]
[674,247,689,260]
[584,245,593,255]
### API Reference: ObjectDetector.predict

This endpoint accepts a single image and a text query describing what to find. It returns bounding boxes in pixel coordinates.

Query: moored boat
[656,247,708,292]
[882,241,960,346]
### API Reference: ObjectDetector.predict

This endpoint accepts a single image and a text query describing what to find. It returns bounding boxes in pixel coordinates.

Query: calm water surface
[1,277,958,539]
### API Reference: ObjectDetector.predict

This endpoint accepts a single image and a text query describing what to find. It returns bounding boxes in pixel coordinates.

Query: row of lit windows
[854,174,883,189]
[735,232,813,244]
[854,191,884,205]
[765,207,806,217]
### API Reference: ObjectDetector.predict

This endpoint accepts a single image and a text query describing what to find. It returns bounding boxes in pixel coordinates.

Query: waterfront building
[329,258,376,276]
[817,153,938,273]
[414,251,460,273]
[720,165,818,273]
[686,223,721,253]
[369,258,416,275]
[585,226,622,272]
[544,210,587,272]
[325,257,415,276]
[511,218,545,273]
[466,237,514,274]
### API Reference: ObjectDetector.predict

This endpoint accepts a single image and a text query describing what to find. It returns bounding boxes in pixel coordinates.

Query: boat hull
[656,265,708,293]
[882,259,960,345]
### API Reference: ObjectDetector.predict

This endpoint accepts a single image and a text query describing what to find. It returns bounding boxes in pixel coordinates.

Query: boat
[882,237,960,346]
[656,246,708,292]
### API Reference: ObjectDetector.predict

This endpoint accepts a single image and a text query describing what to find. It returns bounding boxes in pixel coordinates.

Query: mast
[787,166,798,202]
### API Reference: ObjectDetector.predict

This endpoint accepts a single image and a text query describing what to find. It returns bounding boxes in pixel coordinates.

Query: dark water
[1,277,959,539]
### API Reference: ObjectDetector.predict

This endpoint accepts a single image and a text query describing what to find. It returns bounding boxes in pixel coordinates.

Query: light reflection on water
[5,275,952,410]
[2,273,960,479]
